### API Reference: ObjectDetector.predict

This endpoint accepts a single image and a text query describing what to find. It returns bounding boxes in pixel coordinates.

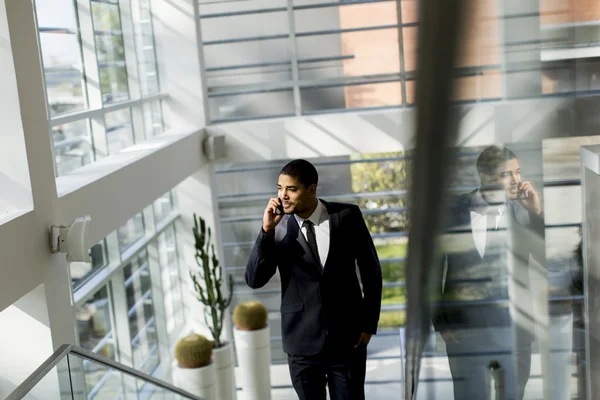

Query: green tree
[92,4,129,100]
[350,152,411,234]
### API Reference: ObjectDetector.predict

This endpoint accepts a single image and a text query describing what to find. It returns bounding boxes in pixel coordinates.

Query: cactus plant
[233,301,268,331]
[190,214,233,348]
[175,334,213,368]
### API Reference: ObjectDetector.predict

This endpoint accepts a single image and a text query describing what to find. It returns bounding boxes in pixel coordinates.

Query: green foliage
[175,334,213,369]
[190,215,233,348]
[91,4,129,98]
[376,243,406,283]
[233,301,268,331]
[376,242,407,329]
[378,311,406,328]
[350,152,410,233]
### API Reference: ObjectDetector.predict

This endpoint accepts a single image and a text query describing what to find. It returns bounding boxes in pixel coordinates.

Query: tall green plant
[190,214,233,348]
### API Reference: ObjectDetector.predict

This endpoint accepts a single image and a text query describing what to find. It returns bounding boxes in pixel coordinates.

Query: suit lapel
[322,200,338,271]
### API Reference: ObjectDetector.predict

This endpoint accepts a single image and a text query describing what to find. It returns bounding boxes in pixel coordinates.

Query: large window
[72,191,186,398]
[214,144,590,391]
[124,250,160,376]
[34,0,166,176]
[198,0,506,122]
[71,239,109,289]
[158,225,185,347]
[74,285,123,398]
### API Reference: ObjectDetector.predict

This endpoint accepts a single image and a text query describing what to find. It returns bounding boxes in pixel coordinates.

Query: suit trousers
[287,334,368,400]
[444,327,531,400]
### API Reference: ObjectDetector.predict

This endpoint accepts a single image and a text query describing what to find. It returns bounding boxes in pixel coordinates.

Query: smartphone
[519,189,527,200]
[275,199,284,215]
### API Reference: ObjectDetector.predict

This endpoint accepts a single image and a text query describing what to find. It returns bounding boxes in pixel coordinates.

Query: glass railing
[6,344,202,400]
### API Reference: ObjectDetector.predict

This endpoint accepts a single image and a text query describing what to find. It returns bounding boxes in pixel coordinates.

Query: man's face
[277,174,315,215]
[496,158,522,200]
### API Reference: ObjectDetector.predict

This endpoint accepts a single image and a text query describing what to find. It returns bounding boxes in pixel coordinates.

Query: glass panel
[39,33,86,116]
[296,3,399,83]
[208,90,295,122]
[143,100,164,137]
[123,250,160,375]
[96,36,126,63]
[204,38,291,88]
[301,82,403,113]
[105,109,134,154]
[119,213,145,252]
[71,239,109,288]
[91,2,122,32]
[35,0,87,116]
[99,65,130,104]
[153,192,173,224]
[20,354,71,399]
[52,119,94,176]
[132,0,161,96]
[92,3,130,104]
[67,353,177,399]
[158,225,184,344]
[74,285,118,395]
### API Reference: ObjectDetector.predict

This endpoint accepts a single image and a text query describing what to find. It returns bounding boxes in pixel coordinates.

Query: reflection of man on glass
[433,146,545,400]
[245,159,382,400]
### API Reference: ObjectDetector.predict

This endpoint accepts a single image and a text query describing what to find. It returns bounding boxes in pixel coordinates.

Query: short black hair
[476,146,518,177]
[280,159,319,188]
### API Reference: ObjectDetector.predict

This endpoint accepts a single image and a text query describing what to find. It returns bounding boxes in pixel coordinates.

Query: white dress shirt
[294,199,330,268]
[470,190,505,259]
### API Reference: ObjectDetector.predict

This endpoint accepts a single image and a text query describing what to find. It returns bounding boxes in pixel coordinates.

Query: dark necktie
[304,220,322,269]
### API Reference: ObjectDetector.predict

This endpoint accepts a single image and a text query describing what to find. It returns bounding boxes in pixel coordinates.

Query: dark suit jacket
[245,200,383,356]
[432,190,545,336]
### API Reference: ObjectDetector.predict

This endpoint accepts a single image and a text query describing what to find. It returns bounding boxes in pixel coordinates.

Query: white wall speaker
[203,135,226,161]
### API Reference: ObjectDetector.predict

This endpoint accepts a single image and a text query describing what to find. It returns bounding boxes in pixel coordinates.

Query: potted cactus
[233,301,271,400]
[189,214,236,400]
[172,334,216,400]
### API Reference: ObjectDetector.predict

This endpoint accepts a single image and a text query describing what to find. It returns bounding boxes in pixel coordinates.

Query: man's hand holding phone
[263,198,284,233]
[518,181,542,216]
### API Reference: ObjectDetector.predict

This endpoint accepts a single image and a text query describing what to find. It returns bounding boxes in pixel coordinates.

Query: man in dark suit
[245,159,383,400]
[433,146,545,400]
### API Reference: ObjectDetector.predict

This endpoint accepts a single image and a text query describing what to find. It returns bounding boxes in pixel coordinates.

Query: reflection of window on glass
[91,2,130,104]
[74,285,117,395]
[35,0,87,117]
[158,225,184,344]
[124,250,160,375]
[143,100,165,137]
[71,240,109,289]
[52,119,95,176]
[104,109,134,155]
[118,213,146,252]
[153,192,173,224]
[132,0,161,96]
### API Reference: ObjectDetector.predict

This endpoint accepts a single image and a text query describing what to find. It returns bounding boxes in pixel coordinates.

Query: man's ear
[309,184,317,195]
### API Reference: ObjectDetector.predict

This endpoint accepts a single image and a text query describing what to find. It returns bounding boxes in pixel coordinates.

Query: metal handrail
[5,344,203,400]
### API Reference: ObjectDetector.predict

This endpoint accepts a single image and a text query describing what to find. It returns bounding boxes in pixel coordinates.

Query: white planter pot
[213,342,237,400]
[173,362,216,400]
[233,326,271,400]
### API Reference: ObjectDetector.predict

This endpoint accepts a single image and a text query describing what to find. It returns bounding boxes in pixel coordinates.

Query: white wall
[0,285,58,399]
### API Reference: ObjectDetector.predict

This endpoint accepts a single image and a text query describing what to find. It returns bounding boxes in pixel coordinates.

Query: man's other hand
[354,332,372,348]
